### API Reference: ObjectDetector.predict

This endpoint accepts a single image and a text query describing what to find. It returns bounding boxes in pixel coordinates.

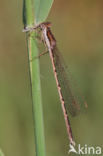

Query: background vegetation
[0,0,103,155]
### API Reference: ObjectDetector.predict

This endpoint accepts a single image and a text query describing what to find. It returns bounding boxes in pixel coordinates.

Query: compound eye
[46,22,51,28]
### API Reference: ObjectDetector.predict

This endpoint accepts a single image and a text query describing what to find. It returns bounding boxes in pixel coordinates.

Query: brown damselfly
[23,22,87,146]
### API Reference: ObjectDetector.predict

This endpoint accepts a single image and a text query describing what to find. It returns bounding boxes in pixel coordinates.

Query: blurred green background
[0,0,103,155]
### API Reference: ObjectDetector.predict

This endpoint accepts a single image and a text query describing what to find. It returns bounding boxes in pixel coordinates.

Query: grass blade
[34,0,54,24]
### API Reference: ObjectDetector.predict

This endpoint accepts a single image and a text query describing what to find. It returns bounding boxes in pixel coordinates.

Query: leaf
[34,0,54,24]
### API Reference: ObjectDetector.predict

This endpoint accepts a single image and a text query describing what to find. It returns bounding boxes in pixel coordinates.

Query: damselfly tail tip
[68,142,76,155]
[70,140,76,147]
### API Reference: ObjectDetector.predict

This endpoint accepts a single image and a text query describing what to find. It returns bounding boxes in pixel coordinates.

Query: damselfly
[23,22,87,146]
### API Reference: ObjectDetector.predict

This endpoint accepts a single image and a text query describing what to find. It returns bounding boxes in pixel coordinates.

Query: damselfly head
[39,22,51,29]
[43,22,51,28]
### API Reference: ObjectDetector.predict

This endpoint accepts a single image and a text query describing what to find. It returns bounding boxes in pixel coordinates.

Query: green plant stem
[24,0,46,156]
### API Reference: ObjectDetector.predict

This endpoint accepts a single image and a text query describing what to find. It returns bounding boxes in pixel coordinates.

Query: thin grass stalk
[23,0,46,156]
